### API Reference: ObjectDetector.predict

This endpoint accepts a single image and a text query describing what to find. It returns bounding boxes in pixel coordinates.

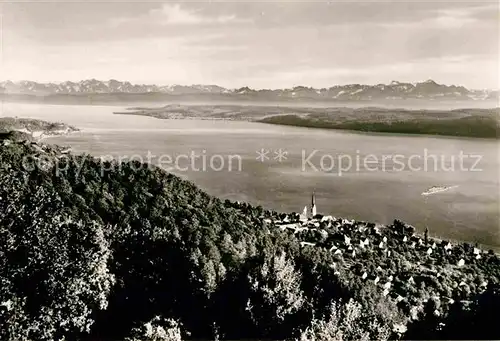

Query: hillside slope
[0,137,499,341]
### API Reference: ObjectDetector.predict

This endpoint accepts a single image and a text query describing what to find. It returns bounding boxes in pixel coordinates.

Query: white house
[300,241,316,247]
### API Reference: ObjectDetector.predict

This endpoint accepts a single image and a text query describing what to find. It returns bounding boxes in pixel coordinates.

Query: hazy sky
[0,0,498,89]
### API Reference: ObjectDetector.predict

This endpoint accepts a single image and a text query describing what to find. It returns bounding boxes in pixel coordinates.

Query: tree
[404,297,442,340]
[245,251,306,338]
[298,299,392,341]
[0,184,114,341]
[125,316,185,341]
[438,283,500,340]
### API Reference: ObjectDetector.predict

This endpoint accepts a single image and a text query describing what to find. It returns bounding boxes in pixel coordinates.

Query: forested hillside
[260,112,500,138]
[0,136,499,341]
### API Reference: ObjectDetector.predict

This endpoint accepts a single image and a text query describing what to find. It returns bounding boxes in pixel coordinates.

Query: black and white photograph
[0,0,499,340]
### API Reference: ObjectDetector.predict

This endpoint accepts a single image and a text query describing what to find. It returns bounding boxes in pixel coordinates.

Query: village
[260,193,497,322]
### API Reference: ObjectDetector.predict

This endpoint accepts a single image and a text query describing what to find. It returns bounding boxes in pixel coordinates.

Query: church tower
[311,192,317,217]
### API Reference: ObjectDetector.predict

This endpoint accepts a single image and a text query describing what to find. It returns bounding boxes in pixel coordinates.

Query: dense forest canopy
[0,136,499,340]
[260,113,500,138]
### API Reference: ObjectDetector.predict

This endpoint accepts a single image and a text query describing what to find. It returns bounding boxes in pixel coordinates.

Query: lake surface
[2,102,499,249]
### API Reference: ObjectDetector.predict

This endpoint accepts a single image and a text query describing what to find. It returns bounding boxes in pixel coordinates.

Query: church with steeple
[300,192,317,221]
[311,192,317,217]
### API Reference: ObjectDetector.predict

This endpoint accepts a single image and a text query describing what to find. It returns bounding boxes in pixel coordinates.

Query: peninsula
[114,104,500,139]
[0,117,79,141]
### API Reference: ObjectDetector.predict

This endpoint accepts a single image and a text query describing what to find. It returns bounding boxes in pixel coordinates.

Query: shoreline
[258,120,500,141]
[265,121,500,140]
[4,112,498,252]
[258,116,499,140]
[5,134,500,254]
[111,104,499,140]
[28,136,500,253]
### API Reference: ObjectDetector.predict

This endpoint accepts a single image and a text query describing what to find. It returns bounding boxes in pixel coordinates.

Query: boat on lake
[422,185,458,196]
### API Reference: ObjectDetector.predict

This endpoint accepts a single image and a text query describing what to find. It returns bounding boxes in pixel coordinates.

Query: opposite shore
[113,104,500,139]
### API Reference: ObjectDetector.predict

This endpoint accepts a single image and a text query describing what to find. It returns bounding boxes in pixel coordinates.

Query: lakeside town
[225,193,499,331]
[1,136,499,340]
[1,1,499,340]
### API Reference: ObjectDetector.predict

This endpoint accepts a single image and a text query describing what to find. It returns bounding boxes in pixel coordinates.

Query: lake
[2,102,499,249]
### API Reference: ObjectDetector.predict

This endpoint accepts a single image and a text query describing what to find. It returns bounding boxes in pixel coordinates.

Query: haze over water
[2,103,499,250]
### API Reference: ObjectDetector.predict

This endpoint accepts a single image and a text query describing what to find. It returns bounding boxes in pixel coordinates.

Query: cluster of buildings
[263,193,492,310]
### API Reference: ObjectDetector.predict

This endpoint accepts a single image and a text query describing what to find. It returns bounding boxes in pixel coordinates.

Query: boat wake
[421,185,459,196]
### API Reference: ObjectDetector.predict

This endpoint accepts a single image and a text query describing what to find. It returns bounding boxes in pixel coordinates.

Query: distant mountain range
[0,79,497,102]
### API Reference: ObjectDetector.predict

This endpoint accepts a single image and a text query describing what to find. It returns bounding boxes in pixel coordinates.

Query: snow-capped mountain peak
[0,79,497,102]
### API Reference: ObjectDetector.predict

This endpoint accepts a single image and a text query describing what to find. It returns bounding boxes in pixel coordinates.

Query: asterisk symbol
[256,148,270,162]
[274,148,288,162]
